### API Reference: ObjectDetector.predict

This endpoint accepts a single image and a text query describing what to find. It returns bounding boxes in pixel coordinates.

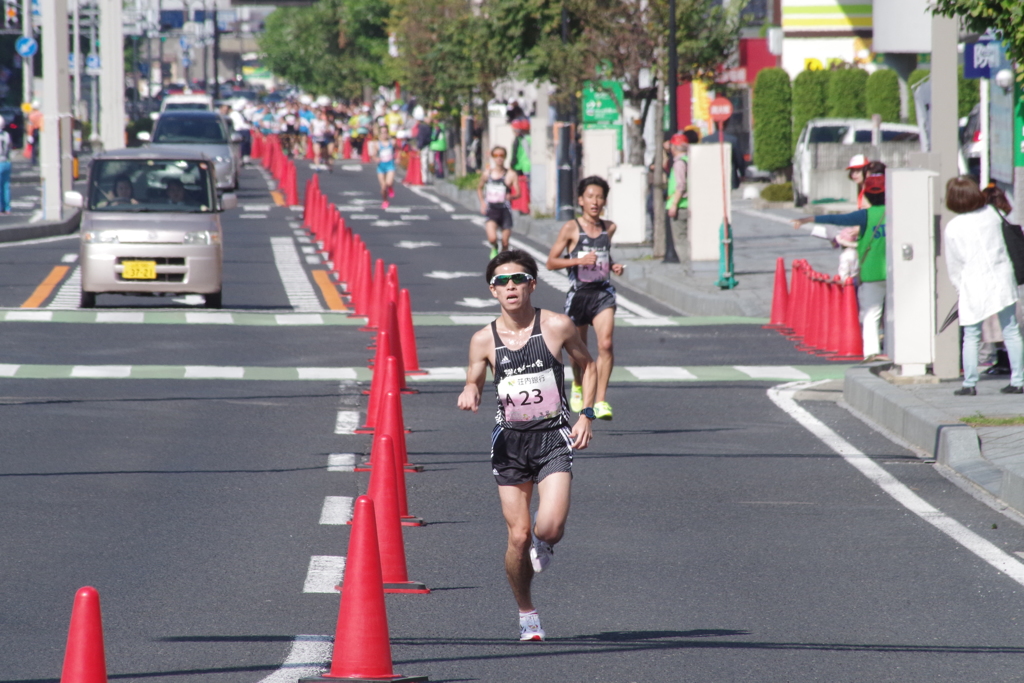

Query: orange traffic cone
[361,139,371,164]
[832,277,863,360]
[299,497,427,683]
[397,289,425,375]
[361,259,385,331]
[59,586,108,683]
[369,434,429,593]
[764,257,789,330]
[403,150,422,185]
[342,137,352,160]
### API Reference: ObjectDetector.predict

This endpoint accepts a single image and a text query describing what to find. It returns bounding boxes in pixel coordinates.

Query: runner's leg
[485,219,499,255]
[377,172,387,202]
[534,471,571,546]
[498,482,535,611]
[572,324,590,387]
[591,306,616,404]
[385,169,396,197]
[500,228,512,252]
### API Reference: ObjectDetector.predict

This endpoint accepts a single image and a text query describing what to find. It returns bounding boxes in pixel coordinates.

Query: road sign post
[710,96,736,289]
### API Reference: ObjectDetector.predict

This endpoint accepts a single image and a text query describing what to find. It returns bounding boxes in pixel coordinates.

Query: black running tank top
[567,219,612,289]
[491,309,569,431]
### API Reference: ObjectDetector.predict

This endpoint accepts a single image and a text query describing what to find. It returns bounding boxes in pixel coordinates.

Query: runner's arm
[545,222,593,271]
[544,313,595,449]
[605,222,625,275]
[457,327,492,413]
[477,173,487,209]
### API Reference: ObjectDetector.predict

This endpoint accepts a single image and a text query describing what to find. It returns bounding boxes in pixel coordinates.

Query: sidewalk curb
[432,180,753,317]
[842,365,1024,511]
[0,210,80,243]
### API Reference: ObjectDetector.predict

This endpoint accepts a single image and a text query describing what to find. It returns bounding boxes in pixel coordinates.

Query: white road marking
[302,556,346,593]
[0,364,20,376]
[185,312,234,324]
[456,297,499,308]
[735,365,810,380]
[0,234,77,248]
[61,253,79,263]
[395,240,440,249]
[407,185,455,212]
[184,366,245,379]
[327,453,357,472]
[385,206,411,213]
[270,237,324,312]
[341,164,362,171]
[450,315,494,325]
[275,314,324,325]
[301,246,317,254]
[243,204,272,212]
[7,311,53,321]
[171,294,205,306]
[319,496,354,524]
[304,255,322,264]
[334,410,361,434]
[341,191,366,196]
[255,635,332,683]
[71,365,132,378]
[769,381,1024,589]
[298,367,357,380]
[240,213,268,219]
[735,207,797,226]
[401,215,430,220]
[426,271,478,280]
[371,220,409,227]
[95,312,145,323]
[46,266,81,309]
[349,214,379,220]
[410,366,467,381]
[625,366,697,381]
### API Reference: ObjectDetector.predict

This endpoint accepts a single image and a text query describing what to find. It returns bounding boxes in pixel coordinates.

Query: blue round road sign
[15,36,37,58]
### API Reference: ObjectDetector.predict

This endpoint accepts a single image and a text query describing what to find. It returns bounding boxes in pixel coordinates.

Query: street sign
[14,35,36,57]
[582,81,623,125]
[964,41,998,79]
[709,97,733,123]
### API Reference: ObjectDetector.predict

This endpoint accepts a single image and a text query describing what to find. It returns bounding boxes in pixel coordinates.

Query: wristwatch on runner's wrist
[579,407,596,420]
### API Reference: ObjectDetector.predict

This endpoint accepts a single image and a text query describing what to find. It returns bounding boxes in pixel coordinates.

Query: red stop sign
[710,97,733,123]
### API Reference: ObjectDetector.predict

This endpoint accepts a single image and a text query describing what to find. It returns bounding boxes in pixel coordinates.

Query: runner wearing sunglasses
[545,176,624,420]
[478,146,520,259]
[457,249,597,642]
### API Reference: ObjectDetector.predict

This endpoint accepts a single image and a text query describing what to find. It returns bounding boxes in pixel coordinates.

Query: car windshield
[164,102,210,111]
[88,159,215,212]
[808,126,850,143]
[153,116,227,144]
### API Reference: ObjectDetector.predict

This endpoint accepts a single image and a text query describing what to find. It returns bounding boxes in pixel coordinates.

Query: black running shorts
[485,204,514,231]
[564,283,617,326]
[490,425,573,486]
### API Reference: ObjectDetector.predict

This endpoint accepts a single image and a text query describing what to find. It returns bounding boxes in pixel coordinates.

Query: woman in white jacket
[944,176,1023,395]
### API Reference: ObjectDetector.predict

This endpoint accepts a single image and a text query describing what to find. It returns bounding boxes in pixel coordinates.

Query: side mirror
[63,191,83,208]
[136,131,151,142]
[230,132,243,143]
[220,193,238,211]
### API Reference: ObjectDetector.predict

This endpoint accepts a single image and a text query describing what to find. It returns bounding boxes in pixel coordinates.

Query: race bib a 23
[498,369,561,422]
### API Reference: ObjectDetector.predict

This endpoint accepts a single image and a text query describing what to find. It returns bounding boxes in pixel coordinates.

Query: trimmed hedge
[792,70,831,150]
[761,182,793,202]
[753,68,792,173]
[866,69,900,123]
[827,68,869,118]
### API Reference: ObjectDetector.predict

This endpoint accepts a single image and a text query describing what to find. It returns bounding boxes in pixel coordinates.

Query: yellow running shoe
[594,401,613,420]
[569,383,583,412]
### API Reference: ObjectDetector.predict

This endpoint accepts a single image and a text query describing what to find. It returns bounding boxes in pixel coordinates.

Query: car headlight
[82,231,119,244]
[184,230,220,245]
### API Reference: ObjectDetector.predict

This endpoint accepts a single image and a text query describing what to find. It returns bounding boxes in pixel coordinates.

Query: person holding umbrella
[944,176,1024,396]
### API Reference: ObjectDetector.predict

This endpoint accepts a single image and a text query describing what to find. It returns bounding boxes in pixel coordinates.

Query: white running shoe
[519,612,545,641]
[530,539,553,573]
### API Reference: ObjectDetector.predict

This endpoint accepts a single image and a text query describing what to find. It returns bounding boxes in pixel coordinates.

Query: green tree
[827,67,868,118]
[931,1,1024,73]
[865,69,900,123]
[791,69,830,150]
[753,67,792,173]
[259,0,392,99]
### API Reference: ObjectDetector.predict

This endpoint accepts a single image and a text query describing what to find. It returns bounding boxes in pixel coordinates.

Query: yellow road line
[271,190,286,206]
[312,270,347,311]
[21,265,70,308]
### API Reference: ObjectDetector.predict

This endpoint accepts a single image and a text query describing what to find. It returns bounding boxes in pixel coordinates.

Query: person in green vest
[665,129,699,260]
[429,118,448,179]
[792,163,887,361]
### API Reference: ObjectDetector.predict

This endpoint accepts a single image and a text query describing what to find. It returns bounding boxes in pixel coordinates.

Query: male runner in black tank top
[477,146,520,259]
[457,249,597,642]
[546,176,624,421]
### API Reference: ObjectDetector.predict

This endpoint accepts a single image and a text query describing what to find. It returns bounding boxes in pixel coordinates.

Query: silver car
[63,148,237,309]
[138,111,241,190]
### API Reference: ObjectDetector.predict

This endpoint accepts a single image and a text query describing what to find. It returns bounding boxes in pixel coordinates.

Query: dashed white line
[47,266,81,309]
[185,312,235,324]
[407,185,455,212]
[303,556,346,593]
[7,311,53,321]
[0,364,20,376]
[298,368,357,380]
[735,365,810,380]
[275,314,324,326]
[95,312,145,324]
[625,366,697,381]
[334,410,361,434]
[270,237,324,312]
[319,496,354,525]
[255,636,331,683]
[184,366,245,379]
[327,453,356,472]
[71,365,132,378]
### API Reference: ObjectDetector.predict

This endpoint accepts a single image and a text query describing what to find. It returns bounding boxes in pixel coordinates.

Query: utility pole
[72,0,80,116]
[100,0,126,150]
[41,0,72,221]
[555,4,573,221]
[21,0,32,106]
[212,4,219,97]
[662,0,680,263]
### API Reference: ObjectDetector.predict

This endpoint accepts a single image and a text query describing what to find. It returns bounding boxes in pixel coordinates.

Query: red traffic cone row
[342,137,352,160]
[352,249,371,317]
[403,150,422,185]
[60,586,108,683]
[832,277,864,360]
[369,434,429,593]
[361,259,386,331]
[386,300,415,394]
[306,135,315,160]
[357,329,393,435]
[784,261,805,340]
[397,289,425,375]
[299,497,427,683]
[361,138,371,163]
[764,257,789,330]
[382,387,424,523]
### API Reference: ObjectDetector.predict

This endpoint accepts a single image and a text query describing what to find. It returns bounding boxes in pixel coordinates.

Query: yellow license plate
[122,261,157,280]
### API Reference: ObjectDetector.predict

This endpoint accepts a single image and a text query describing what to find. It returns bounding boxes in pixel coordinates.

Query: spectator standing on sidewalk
[430,117,448,178]
[665,130,698,261]
[415,112,434,184]
[792,163,888,360]
[945,176,1024,395]
[0,116,11,214]
[511,119,531,211]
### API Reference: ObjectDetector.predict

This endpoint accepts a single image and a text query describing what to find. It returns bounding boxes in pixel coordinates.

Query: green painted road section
[0,309,768,327]
[0,364,851,382]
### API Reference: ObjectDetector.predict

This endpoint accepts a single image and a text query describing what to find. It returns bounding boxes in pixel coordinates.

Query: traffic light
[5,0,18,29]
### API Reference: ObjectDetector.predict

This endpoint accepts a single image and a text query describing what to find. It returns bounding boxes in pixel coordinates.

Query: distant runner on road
[458,249,596,642]
[477,146,520,259]
[546,176,623,420]
[369,127,397,209]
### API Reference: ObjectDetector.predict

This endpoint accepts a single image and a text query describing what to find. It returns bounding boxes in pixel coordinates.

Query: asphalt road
[2,159,1024,683]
